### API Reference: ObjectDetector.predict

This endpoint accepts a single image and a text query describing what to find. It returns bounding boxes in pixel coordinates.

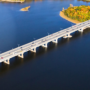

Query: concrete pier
[18,53,24,58]
[31,48,36,53]
[4,59,10,64]
[0,20,90,64]
[63,33,72,38]
[42,43,47,48]
[52,39,58,43]
[78,28,83,32]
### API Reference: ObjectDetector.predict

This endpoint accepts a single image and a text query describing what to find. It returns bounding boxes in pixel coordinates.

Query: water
[0,0,90,90]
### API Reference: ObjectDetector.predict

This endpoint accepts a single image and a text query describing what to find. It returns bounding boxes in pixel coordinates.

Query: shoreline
[20,6,30,11]
[1,0,24,3]
[59,11,81,24]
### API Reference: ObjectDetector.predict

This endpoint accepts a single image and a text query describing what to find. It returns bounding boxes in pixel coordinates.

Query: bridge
[0,20,90,64]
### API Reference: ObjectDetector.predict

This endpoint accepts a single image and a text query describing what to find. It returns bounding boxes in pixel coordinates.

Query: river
[0,0,90,90]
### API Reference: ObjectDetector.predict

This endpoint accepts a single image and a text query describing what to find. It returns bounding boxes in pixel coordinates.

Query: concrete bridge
[0,20,90,64]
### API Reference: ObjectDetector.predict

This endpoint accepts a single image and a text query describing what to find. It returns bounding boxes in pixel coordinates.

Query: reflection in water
[0,64,10,74]
[54,42,58,47]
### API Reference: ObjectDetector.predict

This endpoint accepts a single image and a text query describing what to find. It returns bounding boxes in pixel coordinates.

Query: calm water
[0,0,90,90]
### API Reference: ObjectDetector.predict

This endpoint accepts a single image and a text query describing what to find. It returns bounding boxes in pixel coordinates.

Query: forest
[64,5,90,22]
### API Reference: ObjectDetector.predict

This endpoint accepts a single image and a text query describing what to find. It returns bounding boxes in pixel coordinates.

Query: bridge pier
[42,43,47,48]
[30,48,36,53]
[52,39,58,43]
[18,53,24,58]
[4,59,10,64]
[63,33,72,38]
[78,28,83,32]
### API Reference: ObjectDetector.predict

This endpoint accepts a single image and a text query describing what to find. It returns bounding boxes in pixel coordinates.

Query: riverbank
[60,11,81,24]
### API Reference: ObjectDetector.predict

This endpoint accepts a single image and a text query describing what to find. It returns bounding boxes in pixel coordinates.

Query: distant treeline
[1,0,25,2]
[0,0,43,2]
[0,0,75,3]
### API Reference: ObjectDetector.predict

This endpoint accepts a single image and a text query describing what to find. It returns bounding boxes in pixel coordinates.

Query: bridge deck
[0,20,90,63]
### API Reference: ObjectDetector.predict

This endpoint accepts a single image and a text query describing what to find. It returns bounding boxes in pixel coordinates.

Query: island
[60,4,90,24]
[20,6,30,11]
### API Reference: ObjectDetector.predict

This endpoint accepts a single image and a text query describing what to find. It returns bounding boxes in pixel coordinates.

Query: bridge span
[0,20,90,64]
